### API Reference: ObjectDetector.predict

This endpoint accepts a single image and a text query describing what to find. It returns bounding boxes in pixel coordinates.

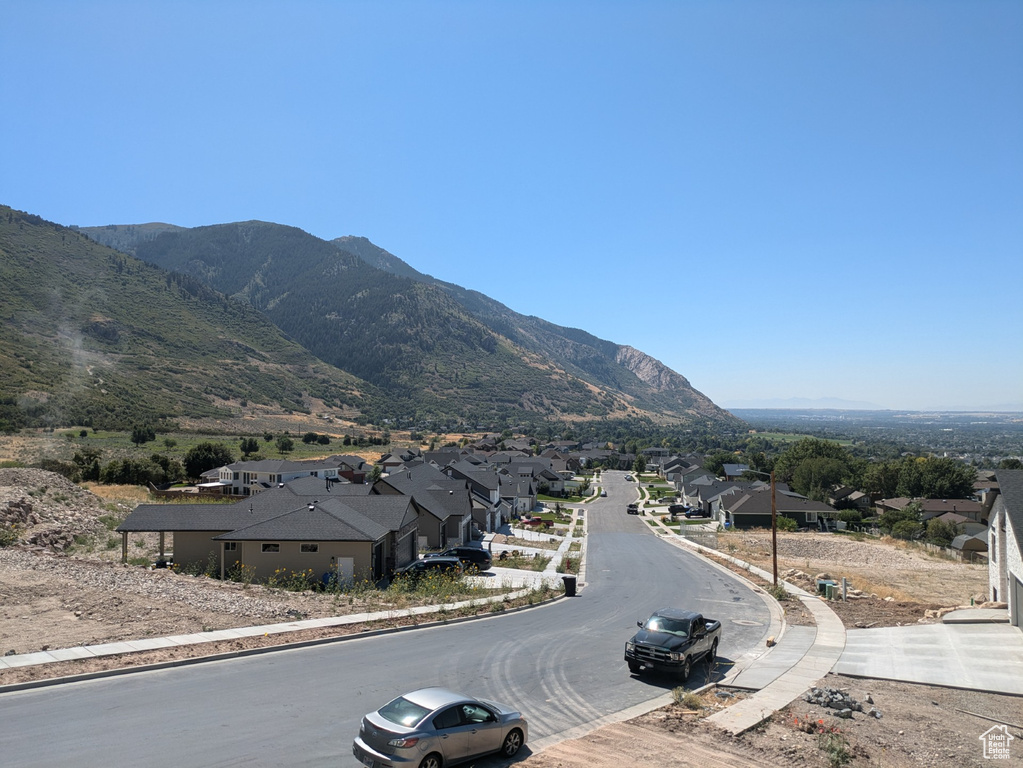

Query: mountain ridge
[67,215,738,429]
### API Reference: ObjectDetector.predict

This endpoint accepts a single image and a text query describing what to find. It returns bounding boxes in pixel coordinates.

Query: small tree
[633,455,646,476]
[276,436,294,456]
[184,442,235,480]
[879,503,921,535]
[891,520,924,540]
[837,510,863,524]
[925,518,959,548]
[239,437,259,457]
[302,432,319,444]
[130,424,156,447]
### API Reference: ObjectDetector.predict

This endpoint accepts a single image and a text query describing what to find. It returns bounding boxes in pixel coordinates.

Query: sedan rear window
[379,696,431,727]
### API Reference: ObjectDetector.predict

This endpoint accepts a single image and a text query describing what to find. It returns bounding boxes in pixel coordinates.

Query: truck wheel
[679,656,691,682]
[709,640,718,665]
[628,661,640,674]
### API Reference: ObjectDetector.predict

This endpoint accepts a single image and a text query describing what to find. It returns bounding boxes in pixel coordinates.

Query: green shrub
[776,515,798,532]
[0,523,21,547]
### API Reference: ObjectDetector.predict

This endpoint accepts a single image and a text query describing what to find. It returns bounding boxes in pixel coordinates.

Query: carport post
[121,531,127,563]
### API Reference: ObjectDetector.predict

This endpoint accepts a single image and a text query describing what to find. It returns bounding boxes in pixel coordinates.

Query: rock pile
[0,468,116,551]
[804,685,882,720]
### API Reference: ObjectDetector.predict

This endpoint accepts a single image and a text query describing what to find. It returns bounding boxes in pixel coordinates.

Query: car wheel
[709,639,718,666]
[679,656,691,682]
[502,728,524,757]
[419,753,443,768]
[628,661,640,674]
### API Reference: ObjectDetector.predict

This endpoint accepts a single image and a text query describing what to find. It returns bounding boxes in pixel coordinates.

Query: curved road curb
[655,528,847,735]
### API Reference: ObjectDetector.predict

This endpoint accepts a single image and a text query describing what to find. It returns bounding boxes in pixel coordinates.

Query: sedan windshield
[378,696,432,727]
[644,616,690,637]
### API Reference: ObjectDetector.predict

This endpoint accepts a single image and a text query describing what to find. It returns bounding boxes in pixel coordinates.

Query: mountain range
[0,204,737,433]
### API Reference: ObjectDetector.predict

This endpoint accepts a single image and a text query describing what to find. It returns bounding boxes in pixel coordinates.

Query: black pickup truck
[624,608,721,681]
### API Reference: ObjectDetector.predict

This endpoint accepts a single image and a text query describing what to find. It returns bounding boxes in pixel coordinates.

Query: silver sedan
[353,687,527,768]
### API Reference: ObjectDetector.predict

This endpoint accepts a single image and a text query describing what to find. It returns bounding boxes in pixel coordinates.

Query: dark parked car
[627,503,640,515]
[353,687,527,768]
[426,546,492,572]
[684,507,711,518]
[393,557,463,582]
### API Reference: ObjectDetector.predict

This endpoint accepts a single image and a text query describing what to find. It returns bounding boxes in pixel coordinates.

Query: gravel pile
[0,547,310,621]
[0,468,116,550]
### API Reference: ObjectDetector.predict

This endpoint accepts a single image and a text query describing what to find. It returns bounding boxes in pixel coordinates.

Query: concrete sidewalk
[663,532,848,735]
[834,622,1023,695]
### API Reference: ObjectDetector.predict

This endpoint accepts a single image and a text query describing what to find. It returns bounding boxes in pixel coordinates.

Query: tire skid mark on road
[528,640,605,736]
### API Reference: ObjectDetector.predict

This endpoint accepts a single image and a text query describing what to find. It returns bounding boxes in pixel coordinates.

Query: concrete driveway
[834,621,1023,695]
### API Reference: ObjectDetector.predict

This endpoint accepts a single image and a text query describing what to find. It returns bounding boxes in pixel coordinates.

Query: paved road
[0,471,771,768]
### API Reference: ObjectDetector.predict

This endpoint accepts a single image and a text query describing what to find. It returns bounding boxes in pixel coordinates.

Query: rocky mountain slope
[82,219,735,428]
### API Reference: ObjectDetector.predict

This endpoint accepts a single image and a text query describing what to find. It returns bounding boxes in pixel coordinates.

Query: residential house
[989,470,1023,626]
[828,485,871,511]
[918,499,985,524]
[116,476,416,581]
[721,463,750,481]
[723,486,837,530]
[932,511,987,537]
[203,458,345,497]
[373,464,472,548]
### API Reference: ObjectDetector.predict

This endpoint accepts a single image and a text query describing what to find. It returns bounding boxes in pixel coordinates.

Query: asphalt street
[0,471,771,768]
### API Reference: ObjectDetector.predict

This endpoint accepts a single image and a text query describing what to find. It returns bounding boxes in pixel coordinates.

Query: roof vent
[308,503,315,511]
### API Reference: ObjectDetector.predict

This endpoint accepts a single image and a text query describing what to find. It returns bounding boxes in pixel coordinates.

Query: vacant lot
[716,530,989,606]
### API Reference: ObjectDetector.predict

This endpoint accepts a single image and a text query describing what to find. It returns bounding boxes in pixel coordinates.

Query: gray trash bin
[562,574,577,597]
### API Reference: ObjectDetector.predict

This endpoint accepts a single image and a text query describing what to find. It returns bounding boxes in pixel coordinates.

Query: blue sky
[3,1,1021,411]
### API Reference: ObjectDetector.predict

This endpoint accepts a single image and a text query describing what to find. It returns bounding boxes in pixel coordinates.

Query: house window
[300,543,319,553]
[261,543,280,553]
[224,542,237,551]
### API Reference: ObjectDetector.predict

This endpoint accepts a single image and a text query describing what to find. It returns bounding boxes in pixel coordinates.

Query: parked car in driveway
[425,546,492,572]
[393,557,463,583]
[353,687,527,768]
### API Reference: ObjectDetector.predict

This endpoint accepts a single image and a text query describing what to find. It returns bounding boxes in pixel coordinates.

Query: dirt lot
[2,469,1020,767]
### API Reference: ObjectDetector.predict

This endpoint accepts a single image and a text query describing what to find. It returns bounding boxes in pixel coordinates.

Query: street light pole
[744,468,778,586]
[770,470,777,586]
